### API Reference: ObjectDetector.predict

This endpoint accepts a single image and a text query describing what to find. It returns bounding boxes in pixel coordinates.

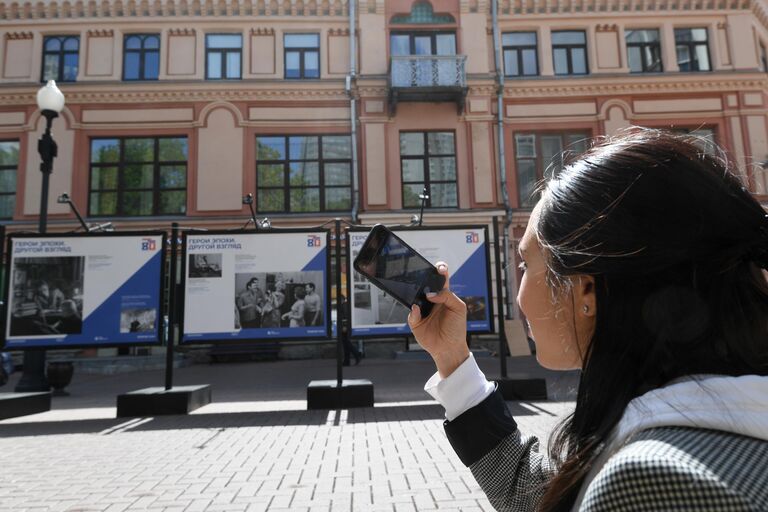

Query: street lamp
[36,80,65,233]
[15,81,65,393]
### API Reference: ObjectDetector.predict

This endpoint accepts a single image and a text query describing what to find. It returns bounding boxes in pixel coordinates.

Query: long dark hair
[535,128,768,511]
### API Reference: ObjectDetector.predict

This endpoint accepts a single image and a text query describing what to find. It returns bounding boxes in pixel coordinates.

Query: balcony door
[391,32,456,86]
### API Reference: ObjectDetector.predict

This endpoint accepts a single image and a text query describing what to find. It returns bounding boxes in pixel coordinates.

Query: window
[761,42,768,72]
[390,32,456,56]
[284,34,320,79]
[124,34,160,80]
[0,141,19,219]
[400,132,457,208]
[626,29,663,73]
[515,132,589,207]
[256,135,352,213]
[552,31,588,75]
[89,137,188,217]
[42,36,79,82]
[390,32,458,87]
[502,32,538,77]
[675,28,710,72]
[206,34,242,80]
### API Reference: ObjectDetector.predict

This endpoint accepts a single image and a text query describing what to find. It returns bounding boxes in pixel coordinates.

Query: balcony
[388,55,468,115]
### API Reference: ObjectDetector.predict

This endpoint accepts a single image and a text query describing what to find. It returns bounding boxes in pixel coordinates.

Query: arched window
[123,34,160,80]
[391,1,455,24]
[42,36,79,82]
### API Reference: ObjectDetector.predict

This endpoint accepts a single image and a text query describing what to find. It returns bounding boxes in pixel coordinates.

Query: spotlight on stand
[242,193,258,231]
[259,217,272,230]
[57,192,90,232]
[417,187,429,227]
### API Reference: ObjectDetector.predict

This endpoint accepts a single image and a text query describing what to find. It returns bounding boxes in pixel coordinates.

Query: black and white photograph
[119,308,157,333]
[234,271,324,329]
[8,257,85,336]
[188,253,222,278]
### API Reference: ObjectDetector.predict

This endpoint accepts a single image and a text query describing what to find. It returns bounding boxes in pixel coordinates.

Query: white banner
[182,231,329,342]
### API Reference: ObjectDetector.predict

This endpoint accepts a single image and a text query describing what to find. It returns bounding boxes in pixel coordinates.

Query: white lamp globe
[36,80,65,113]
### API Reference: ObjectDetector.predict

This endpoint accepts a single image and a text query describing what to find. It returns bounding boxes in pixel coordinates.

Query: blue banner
[4,234,164,349]
[349,227,492,337]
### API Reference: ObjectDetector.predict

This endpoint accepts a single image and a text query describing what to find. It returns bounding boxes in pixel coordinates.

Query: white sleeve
[424,352,496,421]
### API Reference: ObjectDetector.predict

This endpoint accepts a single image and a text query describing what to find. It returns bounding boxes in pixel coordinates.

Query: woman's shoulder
[581,426,768,511]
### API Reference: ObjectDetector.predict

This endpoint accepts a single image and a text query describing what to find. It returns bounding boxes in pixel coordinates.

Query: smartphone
[353,224,446,318]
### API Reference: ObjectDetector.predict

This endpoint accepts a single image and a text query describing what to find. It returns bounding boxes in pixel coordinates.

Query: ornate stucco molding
[328,28,350,36]
[596,24,618,32]
[5,31,34,40]
[250,27,275,35]
[0,0,350,20]
[87,29,114,37]
[169,28,196,36]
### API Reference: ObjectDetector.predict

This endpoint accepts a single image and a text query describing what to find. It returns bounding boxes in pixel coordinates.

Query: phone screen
[371,232,436,306]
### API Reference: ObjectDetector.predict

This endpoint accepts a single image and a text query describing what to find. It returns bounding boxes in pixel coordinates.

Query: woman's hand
[408,262,470,378]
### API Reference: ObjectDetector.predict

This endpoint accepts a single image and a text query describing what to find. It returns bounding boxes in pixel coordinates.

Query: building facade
[2,0,768,307]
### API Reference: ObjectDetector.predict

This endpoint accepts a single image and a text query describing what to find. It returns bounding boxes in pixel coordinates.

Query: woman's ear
[576,275,596,317]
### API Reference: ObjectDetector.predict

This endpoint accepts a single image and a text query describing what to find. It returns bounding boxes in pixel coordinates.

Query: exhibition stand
[116,223,211,417]
[491,218,547,400]
[0,391,51,420]
[0,225,54,420]
[307,219,374,409]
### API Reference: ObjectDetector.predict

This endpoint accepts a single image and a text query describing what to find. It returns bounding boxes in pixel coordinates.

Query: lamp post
[15,80,65,393]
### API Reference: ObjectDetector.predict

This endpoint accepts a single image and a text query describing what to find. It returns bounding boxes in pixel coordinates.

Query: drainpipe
[491,0,518,320]
[348,0,360,223]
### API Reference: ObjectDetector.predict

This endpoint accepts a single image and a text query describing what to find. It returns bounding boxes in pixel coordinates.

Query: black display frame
[1,230,168,351]
[178,227,333,345]
[346,224,495,339]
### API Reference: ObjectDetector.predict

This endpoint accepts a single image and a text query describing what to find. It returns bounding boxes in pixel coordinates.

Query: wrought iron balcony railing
[389,55,467,89]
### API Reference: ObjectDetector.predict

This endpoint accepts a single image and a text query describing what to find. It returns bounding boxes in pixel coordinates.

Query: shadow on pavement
[0,401,544,437]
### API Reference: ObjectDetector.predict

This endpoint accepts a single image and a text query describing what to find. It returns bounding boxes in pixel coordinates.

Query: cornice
[0,86,350,105]
[495,0,753,16]
[502,75,768,97]
[0,0,352,20]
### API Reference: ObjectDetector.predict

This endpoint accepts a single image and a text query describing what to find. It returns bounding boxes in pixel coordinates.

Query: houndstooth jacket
[444,388,768,511]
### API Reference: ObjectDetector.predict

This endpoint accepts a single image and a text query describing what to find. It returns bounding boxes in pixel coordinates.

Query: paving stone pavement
[0,355,578,512]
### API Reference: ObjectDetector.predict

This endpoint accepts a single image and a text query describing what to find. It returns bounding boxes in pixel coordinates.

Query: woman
[261,281,286,328]
[409,129,768,511]
[282,287,306,327]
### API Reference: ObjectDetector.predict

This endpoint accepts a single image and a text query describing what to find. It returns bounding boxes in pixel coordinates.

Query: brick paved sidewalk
[0,356,577,511]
